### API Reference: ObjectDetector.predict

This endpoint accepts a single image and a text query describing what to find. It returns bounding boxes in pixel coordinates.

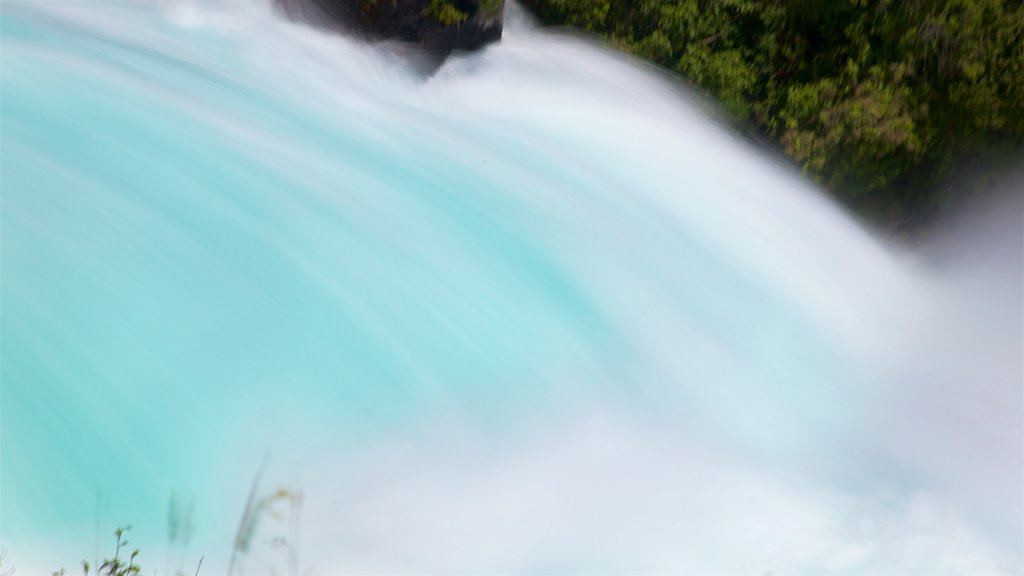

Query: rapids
[1,1,1020,573]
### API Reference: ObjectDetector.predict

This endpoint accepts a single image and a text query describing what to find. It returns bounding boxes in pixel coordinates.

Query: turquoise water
[2,2,1020,573]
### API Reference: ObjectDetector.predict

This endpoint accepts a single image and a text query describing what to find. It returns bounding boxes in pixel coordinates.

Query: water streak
[1,2,1020,573]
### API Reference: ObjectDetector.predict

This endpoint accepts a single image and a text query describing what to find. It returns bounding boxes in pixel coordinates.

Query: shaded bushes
[520,0,1024,230]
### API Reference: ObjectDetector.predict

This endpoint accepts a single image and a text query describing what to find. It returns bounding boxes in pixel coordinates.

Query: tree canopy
[520,0,1023,230]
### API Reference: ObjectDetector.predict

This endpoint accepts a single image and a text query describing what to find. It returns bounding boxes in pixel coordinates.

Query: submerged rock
[278,0,505,58]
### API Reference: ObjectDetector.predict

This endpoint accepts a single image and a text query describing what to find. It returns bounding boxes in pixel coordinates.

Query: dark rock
[277,0,504,59]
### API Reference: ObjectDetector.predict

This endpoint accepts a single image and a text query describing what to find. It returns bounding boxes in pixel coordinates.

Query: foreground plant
[1,548,14,576]
[54,526,140,576]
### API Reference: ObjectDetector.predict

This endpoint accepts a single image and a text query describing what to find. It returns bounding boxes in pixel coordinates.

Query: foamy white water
[1,1,1020,573]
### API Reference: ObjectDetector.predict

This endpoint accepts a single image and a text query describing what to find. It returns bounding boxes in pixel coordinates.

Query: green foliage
[425,0,469,26]
[54,526,142,576]
[479,0,503,17]
[520,0,1024,229]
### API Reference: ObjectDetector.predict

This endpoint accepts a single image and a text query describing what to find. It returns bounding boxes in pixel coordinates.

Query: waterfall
[1,1,1020,573]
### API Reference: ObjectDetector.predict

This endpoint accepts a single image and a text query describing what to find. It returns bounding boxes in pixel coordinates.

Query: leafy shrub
[425,0,469,26]
[520,0,1024,229]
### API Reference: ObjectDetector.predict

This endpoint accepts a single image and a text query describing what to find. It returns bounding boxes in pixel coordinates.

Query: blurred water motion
[1,1,1020,573]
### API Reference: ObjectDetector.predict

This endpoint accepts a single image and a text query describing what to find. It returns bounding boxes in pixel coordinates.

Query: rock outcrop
[278,0,505,58]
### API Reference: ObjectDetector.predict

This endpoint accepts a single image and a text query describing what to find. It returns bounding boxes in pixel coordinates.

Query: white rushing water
[1,1,1021,573]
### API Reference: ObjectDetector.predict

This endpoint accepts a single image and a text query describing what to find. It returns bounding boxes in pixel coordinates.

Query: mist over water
[1,2,1020,573]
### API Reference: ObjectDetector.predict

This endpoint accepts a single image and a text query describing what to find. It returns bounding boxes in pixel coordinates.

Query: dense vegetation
[519,0,1023,230]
